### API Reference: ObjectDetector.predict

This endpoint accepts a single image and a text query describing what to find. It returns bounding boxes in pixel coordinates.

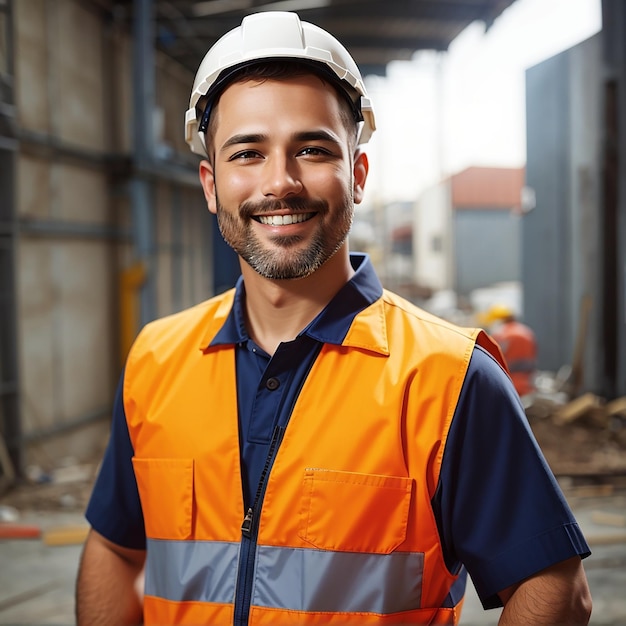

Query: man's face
[199,74,367,280]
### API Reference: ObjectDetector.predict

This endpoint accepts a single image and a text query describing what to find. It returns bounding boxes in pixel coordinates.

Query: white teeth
[258,213,311,225]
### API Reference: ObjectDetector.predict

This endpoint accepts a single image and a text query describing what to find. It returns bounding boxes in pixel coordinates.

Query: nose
[261,154,303,198]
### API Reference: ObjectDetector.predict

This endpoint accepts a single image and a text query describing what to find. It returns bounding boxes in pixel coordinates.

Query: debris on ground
[523,375,626,476]
[590,510,626,528]
[0,460,97,514]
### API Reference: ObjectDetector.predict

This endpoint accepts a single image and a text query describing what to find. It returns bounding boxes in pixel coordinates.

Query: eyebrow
[219,129,342,154]
[293,130,342,145]
[219,133,267,153]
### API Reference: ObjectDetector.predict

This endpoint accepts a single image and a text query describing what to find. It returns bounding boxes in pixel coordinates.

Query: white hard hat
[185,11,376,155]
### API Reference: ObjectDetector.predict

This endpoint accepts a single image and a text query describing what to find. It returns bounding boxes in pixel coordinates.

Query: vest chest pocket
[132,457,194,540]
[298,468,413,554]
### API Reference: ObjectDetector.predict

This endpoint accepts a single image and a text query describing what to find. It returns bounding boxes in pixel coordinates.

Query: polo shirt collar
[209,253,386,354]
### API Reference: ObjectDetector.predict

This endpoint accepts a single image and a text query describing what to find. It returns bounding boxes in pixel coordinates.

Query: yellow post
[119,262,147,366]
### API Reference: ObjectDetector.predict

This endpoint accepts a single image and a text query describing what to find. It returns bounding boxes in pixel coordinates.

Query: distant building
[413,166,525,296]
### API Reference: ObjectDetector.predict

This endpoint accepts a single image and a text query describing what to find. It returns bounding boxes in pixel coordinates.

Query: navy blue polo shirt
[86,253,589,609]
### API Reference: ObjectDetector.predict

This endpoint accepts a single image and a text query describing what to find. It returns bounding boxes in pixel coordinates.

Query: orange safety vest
[125,289,506,625]
[491,320,537,397]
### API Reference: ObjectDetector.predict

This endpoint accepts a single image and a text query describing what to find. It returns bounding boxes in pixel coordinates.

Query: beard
[215,191,354,280]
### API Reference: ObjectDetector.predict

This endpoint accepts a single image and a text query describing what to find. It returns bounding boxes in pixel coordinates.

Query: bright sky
[361,0,602,205]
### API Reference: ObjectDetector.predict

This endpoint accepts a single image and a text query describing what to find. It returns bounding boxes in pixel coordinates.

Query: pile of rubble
[0,460,96,513]
[524,374,626,477]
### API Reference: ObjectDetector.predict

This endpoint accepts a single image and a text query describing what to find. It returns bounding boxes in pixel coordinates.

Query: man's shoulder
[381,289,477,339]
[131,289,236,354]
[378,289,507,370]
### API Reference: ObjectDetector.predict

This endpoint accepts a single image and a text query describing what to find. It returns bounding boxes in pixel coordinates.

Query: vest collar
[201,253,387,355]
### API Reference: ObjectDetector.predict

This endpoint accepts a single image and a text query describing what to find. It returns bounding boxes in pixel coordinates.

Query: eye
[229,150,262,162]
[298,146,331,157]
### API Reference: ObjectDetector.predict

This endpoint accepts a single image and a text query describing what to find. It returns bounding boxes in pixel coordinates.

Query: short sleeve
[434,346,590,608]
[85,370,146,549]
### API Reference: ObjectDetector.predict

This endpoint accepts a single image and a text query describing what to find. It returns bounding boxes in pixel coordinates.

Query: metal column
[0,0,21,475]
[132,0,157,325]
[601,0,626,397]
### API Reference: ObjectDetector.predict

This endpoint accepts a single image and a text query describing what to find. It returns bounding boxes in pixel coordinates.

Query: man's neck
[241,250,355,356]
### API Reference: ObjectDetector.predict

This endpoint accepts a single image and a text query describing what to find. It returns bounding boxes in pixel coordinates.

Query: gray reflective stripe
[145,539,424,615]
[253,545,424,614]
[145,538,239,603]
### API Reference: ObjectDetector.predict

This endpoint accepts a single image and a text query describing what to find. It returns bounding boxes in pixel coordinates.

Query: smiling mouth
[254,212,316,226]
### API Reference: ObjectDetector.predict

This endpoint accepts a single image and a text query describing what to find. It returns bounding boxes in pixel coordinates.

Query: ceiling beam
[184,0,495,26]
[134,0,519,75]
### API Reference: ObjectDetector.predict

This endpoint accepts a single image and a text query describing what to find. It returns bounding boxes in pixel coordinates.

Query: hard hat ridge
[185,11,376,156]
[196,58,365,136]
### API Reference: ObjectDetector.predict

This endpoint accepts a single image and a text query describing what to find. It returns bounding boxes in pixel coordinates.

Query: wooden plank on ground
[554,392,602,425]
[0,432,16,488]
[591,511,626,527]
[605,396,626,416]
[586,532,626,546]
[42,525,89,546]
[567,484,615,498]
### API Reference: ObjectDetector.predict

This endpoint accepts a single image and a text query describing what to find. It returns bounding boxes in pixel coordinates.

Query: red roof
[451,166,525,210]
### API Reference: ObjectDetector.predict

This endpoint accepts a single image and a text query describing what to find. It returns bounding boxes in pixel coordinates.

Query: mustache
[239,197,328,217]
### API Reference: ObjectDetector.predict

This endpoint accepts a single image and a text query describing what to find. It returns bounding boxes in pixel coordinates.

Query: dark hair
[199,60,360,162]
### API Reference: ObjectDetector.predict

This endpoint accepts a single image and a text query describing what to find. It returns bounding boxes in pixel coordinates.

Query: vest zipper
[234,424,286,626]
[233,339,322,625]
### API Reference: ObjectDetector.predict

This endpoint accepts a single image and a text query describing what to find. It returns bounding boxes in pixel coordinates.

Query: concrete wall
[16,1,106,147]
[14,1,113,465]
[10,0,213,469]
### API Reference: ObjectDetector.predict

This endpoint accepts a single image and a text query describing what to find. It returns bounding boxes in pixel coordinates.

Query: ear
[199,160,218,215]
[352,149,369,205]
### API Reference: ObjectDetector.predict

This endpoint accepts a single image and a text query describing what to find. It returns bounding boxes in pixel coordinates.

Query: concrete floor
[1,491,625,625]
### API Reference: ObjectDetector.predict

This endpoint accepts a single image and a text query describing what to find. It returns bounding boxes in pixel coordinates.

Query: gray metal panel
[454,209,520,297]
[568,37,603,394]
[524,51,572,373]
[525,34,605,391]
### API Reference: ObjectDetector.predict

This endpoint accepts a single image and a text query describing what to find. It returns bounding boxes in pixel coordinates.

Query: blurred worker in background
[76,11,591,626]
[483,304,538,397]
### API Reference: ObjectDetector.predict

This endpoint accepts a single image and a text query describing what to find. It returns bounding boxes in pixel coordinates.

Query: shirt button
[266,377,280,391]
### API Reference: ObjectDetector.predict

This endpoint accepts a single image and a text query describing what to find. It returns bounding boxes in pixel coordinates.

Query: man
[76,12,591,626]
[483,304,538,397]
